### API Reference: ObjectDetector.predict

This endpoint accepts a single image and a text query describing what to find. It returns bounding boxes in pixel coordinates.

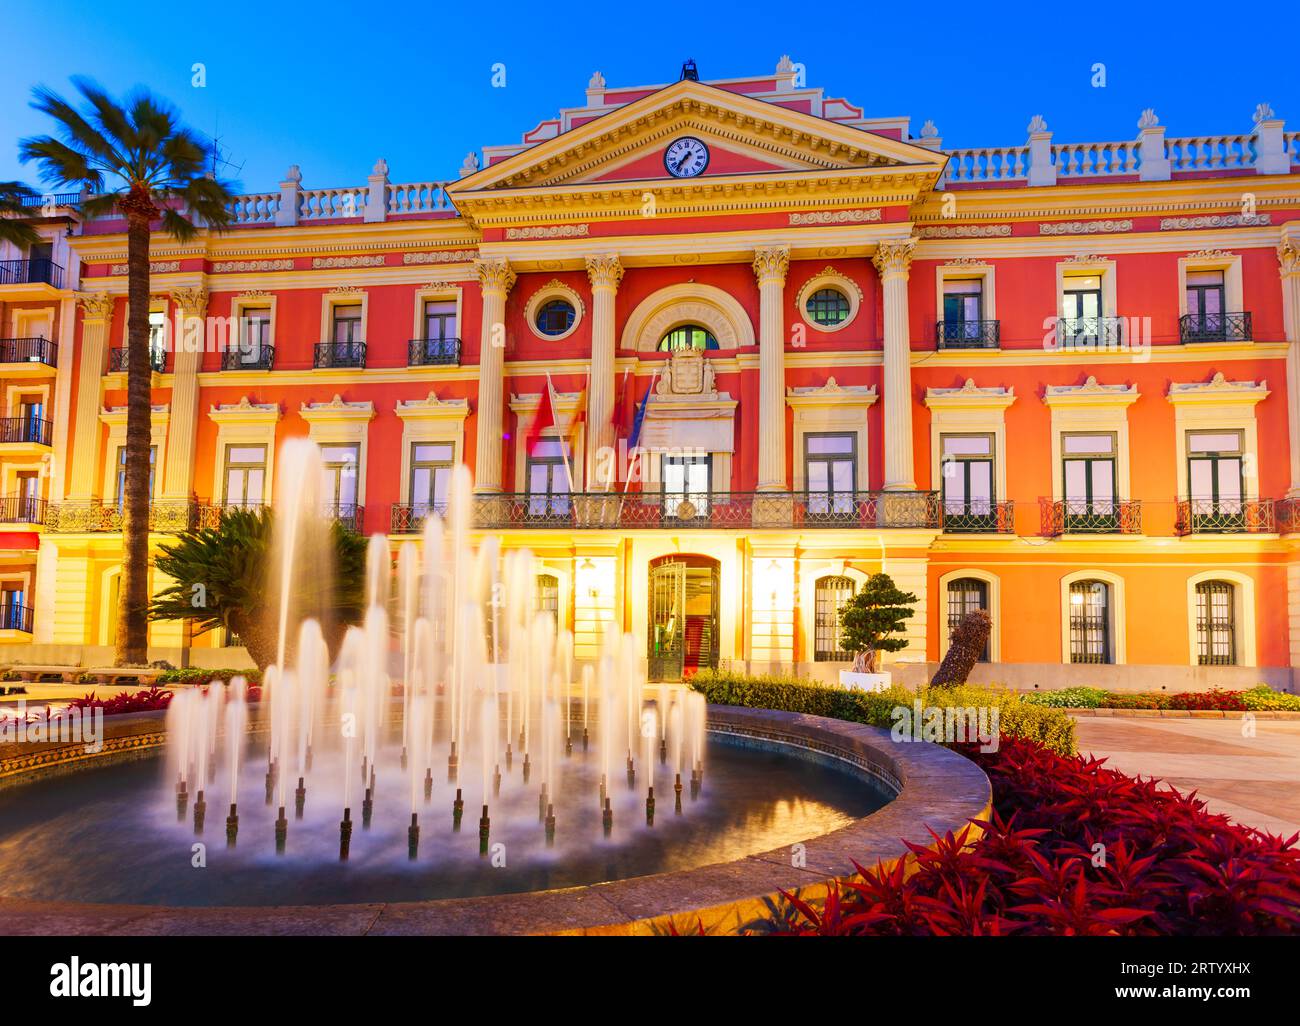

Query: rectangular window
[409,442,454,514]
[1062,432,1117,529]
[320,444,360,510]
[1187,430,1245,527]
[1196,580,1237,666]
[1069,580,1112,664]
[115,445,157,505]
[1061,275,1103,347]
[223,444,267,508]
[941,279,983,336]
[941,434,994,526]
[946,578,990,661]
[814,576,855,661]
[331,304,363,344]
[423,300,457,341]
[1,582,25,630]
[662,454,712,518]
[1186,270,1225,323]
[147,309,168,370]
[239,307,272,363]
[525,439,571,517]
[14,471,39,523]
[805,433,856,516]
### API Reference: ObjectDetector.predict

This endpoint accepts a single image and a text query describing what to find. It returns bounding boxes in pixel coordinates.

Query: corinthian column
[473,258,516,493]
[163,286,208,499]
[753,246,790,491]
[1279,238,1300,497]
[873,237,918,491]
[585,254,623,489]
[68,292,115,499]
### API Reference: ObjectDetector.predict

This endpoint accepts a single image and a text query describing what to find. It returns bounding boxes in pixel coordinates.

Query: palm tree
[20,79,236,665]
[149,508,367,670]
[0,182,40,249]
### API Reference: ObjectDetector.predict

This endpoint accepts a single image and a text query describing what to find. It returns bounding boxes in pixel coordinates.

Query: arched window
[805,287,850,327]
[658,324,718,351]
[535,573,559,625]
[1195,579,1236,665]
[814,575,856,661]
[946,577,989,661]
[1068,579,1111,664]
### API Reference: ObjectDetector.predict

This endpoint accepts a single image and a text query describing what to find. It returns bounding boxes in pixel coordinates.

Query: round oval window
[806,288,849,326]
[536,299,576,336]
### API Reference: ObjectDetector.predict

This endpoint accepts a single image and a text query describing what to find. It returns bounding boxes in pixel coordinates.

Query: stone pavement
[1072,715,1300,839]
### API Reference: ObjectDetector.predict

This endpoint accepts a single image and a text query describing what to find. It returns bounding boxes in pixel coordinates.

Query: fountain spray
[581,664,592,753]
[223,680,247,848]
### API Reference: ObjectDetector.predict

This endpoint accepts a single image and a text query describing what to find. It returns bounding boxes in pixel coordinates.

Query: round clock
[664,136,710,178]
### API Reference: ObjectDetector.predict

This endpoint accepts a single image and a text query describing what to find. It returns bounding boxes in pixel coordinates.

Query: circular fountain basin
[0,705,990,934]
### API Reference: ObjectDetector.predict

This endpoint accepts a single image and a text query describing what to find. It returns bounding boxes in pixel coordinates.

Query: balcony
[221,344,275,371]
[1174,498,1275,535]
[391,490,943,533]
[108,347,167,374]
[0,495,46,525]
[0,337,58,367]
[1179,311,1252,343]
[408,337,461,367]
[941,500,1016,534]
[0,258,65,290]
[1041,499,1143,536]
[328,503,363,533]
[0,602,34,634]
[936,320,1000,350]
[314,341,366,369]
[0,417,52,447]
[45,500,212,534]
[1054,317,1126,351]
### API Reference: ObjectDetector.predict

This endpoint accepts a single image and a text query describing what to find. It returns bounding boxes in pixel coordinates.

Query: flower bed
[763,738,1300,936]
[1022,684,1300,712]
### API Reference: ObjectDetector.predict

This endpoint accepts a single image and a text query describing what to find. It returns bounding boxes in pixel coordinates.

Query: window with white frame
[409,442,454,515]
[223,444,267,508]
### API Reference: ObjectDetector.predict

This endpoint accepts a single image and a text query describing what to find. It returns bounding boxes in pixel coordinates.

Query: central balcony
[314,341,366,369]
[408,337,461,367]
[0,337,58,367]
[392,490,942,533]
[0,417,53,446]
[1179,311,1252,343]
[1040,499,1144,535]
[1055,316,1126,351]
[108,347,167,374]
[936,320,1000,350]
[0,258,64,290]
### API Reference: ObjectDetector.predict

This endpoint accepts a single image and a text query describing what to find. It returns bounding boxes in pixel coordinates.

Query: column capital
[872,237,918,278]
[1279,238,1300,277]
[74,291,116,323]
[585,253,624,291]
[752,245,790,287]
[475,257,516,296]
[170,286,209,318]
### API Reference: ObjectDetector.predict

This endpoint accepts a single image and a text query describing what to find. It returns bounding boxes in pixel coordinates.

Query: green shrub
[1021,686,1109,708]
[687,669,1076,756]
[1242,685,1300,712]
[1101,691,1170,709]
[156,667,263,685]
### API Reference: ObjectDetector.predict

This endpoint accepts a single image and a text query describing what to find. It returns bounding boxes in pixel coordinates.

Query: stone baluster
[753,246,790,491]
[473,258,516,493]
[873,238,918,491]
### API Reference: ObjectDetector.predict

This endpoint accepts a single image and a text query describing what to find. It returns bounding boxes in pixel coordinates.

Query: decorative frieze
[404,250,479,265]
[211,259,294,273]
[917,224,1012,238]
[1160,214,1271,230]
[1040,219,1133,235]
[312,255,385,269]
[788,209,882,226]
[505,224,589,239]
[109,261,180,275]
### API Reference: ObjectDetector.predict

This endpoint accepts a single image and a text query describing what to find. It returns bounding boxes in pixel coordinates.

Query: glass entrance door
[648,559,686,681]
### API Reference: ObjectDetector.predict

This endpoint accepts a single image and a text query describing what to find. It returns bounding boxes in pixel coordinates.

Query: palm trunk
[114,212,153,665]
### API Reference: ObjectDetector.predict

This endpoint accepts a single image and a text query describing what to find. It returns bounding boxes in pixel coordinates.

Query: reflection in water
[0,739,887,907]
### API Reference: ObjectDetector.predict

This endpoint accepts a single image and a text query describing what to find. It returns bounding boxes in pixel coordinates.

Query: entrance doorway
[647,554,720,681]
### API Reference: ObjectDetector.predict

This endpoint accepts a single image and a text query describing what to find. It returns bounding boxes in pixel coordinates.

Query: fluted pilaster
[162,286,208,499]
[753,245,790,491]
[873,238,918,491]
[473,258,516,493]
[1279,239,1300,496]
[68,293,115,499]
[585,254,623,489]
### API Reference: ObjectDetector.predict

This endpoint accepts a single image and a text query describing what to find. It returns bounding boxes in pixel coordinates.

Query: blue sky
[2,0,1296,194]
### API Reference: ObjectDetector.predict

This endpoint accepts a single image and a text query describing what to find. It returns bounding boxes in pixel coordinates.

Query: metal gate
[648,559,686,680]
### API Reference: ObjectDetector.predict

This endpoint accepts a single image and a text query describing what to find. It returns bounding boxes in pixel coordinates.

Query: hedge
[1022,684,1300,713]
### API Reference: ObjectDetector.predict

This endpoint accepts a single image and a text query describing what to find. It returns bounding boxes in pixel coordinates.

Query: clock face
[664,137,710,178]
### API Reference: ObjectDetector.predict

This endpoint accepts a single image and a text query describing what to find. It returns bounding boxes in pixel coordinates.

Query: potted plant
[837,573,917,692]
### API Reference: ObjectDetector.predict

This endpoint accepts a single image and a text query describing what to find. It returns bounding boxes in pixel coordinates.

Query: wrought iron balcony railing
[0,417,52,446]
[941,500,1016,534]
[0,495,46,525]
[1041,498,1144,535]
[45,500,213,534]
[0,336,58,366]
[328,503,363,533]
[108,346,167,373]
[1179,311,1252,343]
[1054,316,1126,351]
[0,602,34,633]
[0,258,64,290]
[389,490,943,533]
[1174,497,1275,535]
[936,319,1000,350]
[408,337,461,367]
[314,341,366,369]
[1279,497,1300,535]
[221,344,275,371]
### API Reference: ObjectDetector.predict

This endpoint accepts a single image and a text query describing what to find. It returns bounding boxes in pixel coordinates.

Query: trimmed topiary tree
[837,573,918,674]
[931,608,991,688]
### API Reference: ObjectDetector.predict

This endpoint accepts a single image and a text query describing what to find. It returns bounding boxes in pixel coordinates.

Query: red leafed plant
[67,687,175,715]
[756,739,1300,936]
[1167,688,1248,712]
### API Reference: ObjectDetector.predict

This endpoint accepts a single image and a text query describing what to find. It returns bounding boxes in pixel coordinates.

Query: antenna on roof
[679,59,699,82]
[201,114,245,182]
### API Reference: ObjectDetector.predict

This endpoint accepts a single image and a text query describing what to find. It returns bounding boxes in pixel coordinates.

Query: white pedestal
[839,670,892,693]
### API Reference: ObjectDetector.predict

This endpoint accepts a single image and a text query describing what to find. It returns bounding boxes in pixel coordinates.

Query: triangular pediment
[449,78,943,198]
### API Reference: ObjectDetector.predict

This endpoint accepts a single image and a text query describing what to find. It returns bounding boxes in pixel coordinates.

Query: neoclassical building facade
[2,59,1299,689]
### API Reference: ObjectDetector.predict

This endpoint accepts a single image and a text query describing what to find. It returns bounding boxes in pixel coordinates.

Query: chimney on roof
[679,59,699,82]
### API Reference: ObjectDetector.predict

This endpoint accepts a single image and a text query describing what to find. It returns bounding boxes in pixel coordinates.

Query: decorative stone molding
[1279,239,1300,276]
[313,255,385,269]
[655,349,718,398]
[323,286,364,298]
[1161,214,1271,230]
[872,237,916,277]
[1167,372,1269,405]
[795,267,862,333]
[523,280,585,341]
[235,290,274,301]
[1044,376,1139,407]
[170,286,209,318]
[505,224,589,240]
[752,246,790,286]
[1137,108,1159,130]
[474,258,516,296]
[109,261,180,275]
[926,379,1017,410]
[208,397,282,423]
[75,292,116,322]
[918,224,1012,238]
[620,283,755,351]
[788,209,882,226]
[786,377,878,403]
[1040,219,1133,235]
[584,254,624,290]
[404,250,479,265]
[212,259,294,273]
[300,395,375,423]
[1187,249,1235,261]
[395,391,471,419]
